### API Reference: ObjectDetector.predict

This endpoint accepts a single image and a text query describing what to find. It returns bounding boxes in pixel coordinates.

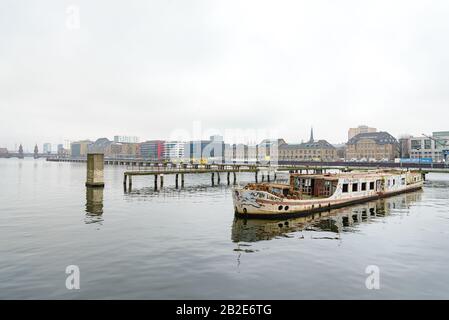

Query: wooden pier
[123,164,278,189]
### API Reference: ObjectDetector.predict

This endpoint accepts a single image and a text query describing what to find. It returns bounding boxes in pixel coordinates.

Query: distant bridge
[46,157,449,172]
[0,153,53,159]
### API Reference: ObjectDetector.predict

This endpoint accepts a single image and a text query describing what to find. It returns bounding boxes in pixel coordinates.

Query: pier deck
[123,164,278,189]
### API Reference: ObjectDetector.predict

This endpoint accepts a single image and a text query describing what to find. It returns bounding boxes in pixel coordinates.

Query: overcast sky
[1,0,449,150]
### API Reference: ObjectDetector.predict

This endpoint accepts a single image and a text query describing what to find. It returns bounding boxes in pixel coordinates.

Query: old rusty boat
[232,169,424,219]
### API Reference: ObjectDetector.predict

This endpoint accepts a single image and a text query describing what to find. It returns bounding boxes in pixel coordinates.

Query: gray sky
[1,0,449,151]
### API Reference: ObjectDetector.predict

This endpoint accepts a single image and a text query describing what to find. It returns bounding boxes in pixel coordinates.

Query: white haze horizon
[1,0,449,151]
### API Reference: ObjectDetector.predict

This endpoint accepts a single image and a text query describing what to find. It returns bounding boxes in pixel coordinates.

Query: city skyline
[1,125,446,152]
[1,1,449,149]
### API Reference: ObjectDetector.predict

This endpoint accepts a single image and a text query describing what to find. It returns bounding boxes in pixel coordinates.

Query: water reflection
[85,187,104,224]
[232,191,422,243]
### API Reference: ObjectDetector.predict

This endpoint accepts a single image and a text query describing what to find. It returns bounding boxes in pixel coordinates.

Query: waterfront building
[225,144,249,163]
[333,143,346,160]
[345,131,399,161]
[0,147,8,155]
[57,144,69,157]
[163,141,185,161]
[120,143,140,158]
[70,140,93,157]
[278,129,337,162]
[257,138,286,163]
[398,135,412,159]
[278,140,336,162]
[87,138,140,158]
[409,131,449,163]
[348,125,377,140]
[113,136,140,143]
[184,136,225,163]
[43,143,52,154]
[89,138,113,155]
[140,140,165,160]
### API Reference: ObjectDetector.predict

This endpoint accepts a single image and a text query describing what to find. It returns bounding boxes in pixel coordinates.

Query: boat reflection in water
[85,187,104,224]
[232,190,422,243]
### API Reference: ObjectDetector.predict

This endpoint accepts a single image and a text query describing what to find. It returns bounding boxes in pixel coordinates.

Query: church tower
[309,127,314,143]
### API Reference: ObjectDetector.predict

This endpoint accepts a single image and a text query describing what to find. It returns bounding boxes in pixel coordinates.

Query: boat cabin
[289,173,339,199]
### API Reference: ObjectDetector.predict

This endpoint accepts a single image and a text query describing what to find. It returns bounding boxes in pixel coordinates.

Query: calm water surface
[1,158,449,299]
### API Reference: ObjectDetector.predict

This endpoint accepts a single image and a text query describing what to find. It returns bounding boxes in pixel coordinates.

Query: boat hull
[233,184,423,219]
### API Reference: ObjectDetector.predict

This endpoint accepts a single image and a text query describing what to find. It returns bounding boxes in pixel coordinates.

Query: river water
[1,158,449,299]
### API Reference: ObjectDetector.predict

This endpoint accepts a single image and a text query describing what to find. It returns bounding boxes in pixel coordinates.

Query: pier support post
[181,174,185,187]
[86,153,104,187]
[217,172,220,184]
[255,172,258,183]
[175,174,179,188]
[211,172,215,185]
[233,172,236,185]
[123,174,127,186]
[262,174,265,182]
[227,172,230,185]
[160,174,164,188]
[154,175,158,190]
[267,174,270,182]
[274,173,277,180]
[128,175,132,189]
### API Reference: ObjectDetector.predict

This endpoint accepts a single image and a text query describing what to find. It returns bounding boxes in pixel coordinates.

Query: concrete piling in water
[217,172,220,184]
[86,153,104,188]
[233,172,236,185]
[181,174,185,187]
[154,175,158,190]
[160,174,164,188]
[211,172,215,185]
[175,174,179,188]
[86,187,104,215]
[227,172,230,185]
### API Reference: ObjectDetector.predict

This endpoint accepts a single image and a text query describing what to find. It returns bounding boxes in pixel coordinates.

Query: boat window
[401,178,406,185]
[392,179,395,186]
[369,182,375,190]
[352,183,358,192]
[342,183,349,193]
[361,182,367,191]
[258,193,265,199]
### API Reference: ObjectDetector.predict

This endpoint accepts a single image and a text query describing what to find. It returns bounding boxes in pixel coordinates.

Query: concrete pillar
[154,175,158,190]
[86,153,104,187]
[227,172,230,185]
[160,174,164,188]
[85,187,104,215]
[175,174,179,188]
